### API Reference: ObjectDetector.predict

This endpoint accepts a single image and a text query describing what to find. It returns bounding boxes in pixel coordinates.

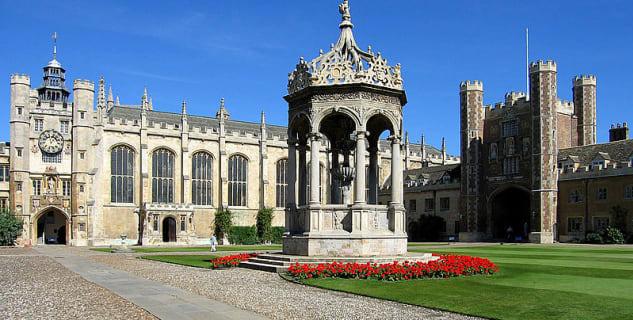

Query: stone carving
[287,0,403,94]
[333,211,345,230]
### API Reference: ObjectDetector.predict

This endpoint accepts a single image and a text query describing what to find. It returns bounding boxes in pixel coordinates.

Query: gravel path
[0,247,157,320]
[89,252,480,320]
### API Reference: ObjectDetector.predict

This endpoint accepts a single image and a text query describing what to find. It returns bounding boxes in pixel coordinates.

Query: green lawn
[300,245,633,320]
[131,245,282,253]
[407,242,449,247]
[141,254,218,268]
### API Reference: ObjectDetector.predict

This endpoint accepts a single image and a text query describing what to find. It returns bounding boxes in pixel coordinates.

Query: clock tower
[9,35,83,245]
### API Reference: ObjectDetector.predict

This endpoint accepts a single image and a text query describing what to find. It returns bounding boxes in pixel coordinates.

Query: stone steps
[239,253,439,273]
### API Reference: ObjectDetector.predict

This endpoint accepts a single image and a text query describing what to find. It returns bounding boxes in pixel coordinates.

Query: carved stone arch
[487,183,531,203]
[34,206,71,222]
[190,149,216,160]
[288,112,312,144]
[313,106,362,133]
[33,206,71,245]
[150,146,178,156]
[363,109,400,135]
[227,152,251,162]
[108,143,138,154]
[289,111,312,131]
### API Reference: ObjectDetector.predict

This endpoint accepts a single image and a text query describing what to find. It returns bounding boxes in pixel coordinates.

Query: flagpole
[526,28,529,100]
[52,32,57,60]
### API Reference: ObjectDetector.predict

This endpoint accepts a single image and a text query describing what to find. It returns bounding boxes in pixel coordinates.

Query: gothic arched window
[276,159,287,208]
[228,155,247,206]
[111,146,134,203]
[192,152,213,205]
[152,148,175,203]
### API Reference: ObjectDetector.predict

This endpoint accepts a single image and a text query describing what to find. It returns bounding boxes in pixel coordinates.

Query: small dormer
[405,174,417,187]
[591,152,611,169]
[559,155,579,173]
[417,173,430,186]
[441,172,451,183]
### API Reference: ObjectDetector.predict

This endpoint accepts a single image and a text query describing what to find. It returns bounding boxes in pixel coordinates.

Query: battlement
[556,99,574,115]
[73,79,95,90]
[573,74,597,86]
[529,60,557,73]
[459,80,483,92]
[10,73,31,85]
[559,161,633,180]
[504,91,526,105]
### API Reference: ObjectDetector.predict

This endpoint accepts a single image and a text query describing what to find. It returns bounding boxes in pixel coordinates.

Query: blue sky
[2,0,632,156]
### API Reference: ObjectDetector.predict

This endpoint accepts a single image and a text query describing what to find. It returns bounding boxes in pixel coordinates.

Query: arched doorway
[35,209,68,245]
[491,187,530,241]
[162,217,177,242]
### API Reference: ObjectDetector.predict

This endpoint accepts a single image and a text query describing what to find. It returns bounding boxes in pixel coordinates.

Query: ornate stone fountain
[282,0,408,257]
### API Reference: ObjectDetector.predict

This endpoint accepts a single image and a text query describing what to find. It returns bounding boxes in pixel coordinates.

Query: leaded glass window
[228,155,247,206]
[276,159,287,208]
[111,146,134,203]
[152,148,174,203]
[192,152,213,205]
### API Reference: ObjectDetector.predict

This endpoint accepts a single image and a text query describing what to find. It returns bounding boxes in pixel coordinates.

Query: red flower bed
[287,254,498,281]
[210,253,259,268]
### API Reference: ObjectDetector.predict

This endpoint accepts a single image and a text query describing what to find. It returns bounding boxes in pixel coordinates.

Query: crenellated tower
[459,80,485,240]
[573,74,597,146]
[529,60,558,243]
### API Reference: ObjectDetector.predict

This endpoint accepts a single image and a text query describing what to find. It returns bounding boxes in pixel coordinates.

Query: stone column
[297,144,307,206]
[390,135,402,205]
[309,133,321,205]
[354,131,366,205]
[330,148,340,204]
[286,139,297,208]
[285,138,297,235]
[368,145,378,204]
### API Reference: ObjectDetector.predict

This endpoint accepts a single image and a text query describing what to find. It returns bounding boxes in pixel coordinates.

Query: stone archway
[35,208,69,245]
[490,187,531,240]
[162,217,177,242]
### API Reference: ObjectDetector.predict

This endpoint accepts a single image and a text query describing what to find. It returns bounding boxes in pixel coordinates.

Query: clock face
[38,129,64,154]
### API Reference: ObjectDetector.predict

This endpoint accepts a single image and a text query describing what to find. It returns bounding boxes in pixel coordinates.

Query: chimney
[609,122,629,142]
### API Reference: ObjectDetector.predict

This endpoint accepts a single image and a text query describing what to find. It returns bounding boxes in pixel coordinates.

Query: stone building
[0,143,9,211]
[8,39,455,247]
[379,163,461,239]
[557,125,633,241]
[459,59,633,244]
[459,61,599,243]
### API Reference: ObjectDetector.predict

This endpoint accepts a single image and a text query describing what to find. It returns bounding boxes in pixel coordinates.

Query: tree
[256,207,274,244]
[214,207,233,244]
[0,209,23,246]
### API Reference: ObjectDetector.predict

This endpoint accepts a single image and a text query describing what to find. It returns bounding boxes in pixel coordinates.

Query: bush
[585,232,603,244]
[214,208,233,241]
[229,226,260,245]
[271,227,285,244]
[408,215,445,241]
[603,227,625,244]
[611,206,628,232]
[256,207,274,243]
[0,210,22,246]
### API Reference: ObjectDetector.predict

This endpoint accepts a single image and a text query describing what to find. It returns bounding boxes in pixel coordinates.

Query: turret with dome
[38,33,70,103]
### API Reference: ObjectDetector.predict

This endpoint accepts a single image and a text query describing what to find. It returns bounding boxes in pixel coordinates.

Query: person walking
[210,234,217,252]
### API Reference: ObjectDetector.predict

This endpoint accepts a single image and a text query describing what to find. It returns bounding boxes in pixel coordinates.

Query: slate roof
[382,163,461,189]
[558,139,633,166]
[378,139,442,157]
